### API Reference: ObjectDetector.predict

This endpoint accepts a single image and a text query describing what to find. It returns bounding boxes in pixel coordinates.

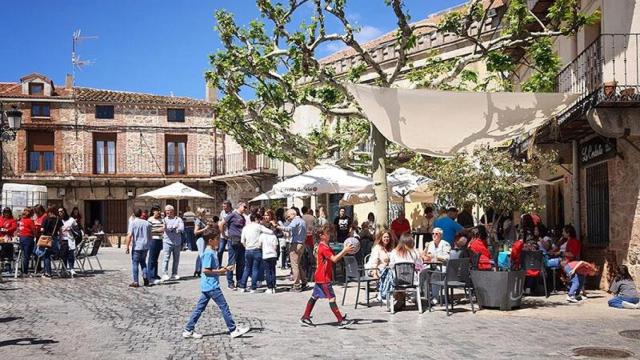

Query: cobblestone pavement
[2,248,640,360]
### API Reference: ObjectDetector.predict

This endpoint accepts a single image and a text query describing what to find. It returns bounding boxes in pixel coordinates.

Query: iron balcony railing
[4,152,218,177]
[213,152,278,176]
[556,33,640,118]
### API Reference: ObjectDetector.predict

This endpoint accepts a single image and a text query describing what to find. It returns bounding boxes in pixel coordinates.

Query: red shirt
[0,216,17,237]
[469,238,492,270]
[390,218,411,238]
[565,237,581,260]
[18,217,36,238]
[314,242,335,283]
[510,239,524,270]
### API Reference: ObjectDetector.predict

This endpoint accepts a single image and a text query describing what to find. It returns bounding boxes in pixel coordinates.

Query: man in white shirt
[421,227,451,305]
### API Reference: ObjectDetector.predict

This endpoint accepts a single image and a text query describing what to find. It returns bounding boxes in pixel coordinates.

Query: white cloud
[355,25,384,44]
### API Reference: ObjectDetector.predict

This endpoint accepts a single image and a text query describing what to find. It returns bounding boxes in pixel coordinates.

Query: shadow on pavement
[0,316,23,323]
[0,338,58,347]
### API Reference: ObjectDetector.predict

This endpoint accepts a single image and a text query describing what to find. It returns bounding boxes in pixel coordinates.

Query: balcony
[555,33,640,124]
[3,152,217,180]
[211,152,278,181]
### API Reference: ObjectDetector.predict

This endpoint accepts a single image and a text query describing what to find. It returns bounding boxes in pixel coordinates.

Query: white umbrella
[272,164,373,194]
[341,168,435,205]
[249,189,309,203]
[137,182,213,211]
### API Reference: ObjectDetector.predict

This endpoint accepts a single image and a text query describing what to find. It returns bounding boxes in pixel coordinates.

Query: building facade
[0,73,226,234]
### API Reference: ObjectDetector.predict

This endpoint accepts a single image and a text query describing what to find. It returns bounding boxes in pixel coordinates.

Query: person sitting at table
[468,226,493,270]
[365,230,394,279]
[420,228,450,264]
[388,232,422,311]
[357,222,374,257]
[449,232,470,260]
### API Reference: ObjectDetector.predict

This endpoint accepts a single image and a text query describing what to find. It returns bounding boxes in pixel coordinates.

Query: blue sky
[1,0,464,99]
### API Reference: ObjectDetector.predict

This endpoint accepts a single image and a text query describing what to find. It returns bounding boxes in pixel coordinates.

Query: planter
[471,270,525,311]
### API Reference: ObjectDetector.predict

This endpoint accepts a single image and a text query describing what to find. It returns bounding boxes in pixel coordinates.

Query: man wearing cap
[433,207,463,246]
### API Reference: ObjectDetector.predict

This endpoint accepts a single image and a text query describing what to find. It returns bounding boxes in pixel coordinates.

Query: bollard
[118,235,121,248]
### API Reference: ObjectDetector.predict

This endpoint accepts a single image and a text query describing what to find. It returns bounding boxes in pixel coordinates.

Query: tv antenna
[71,29,97,138]
[72,29,97,71]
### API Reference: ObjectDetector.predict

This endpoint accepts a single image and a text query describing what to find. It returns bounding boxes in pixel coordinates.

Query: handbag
[37,218,59,248]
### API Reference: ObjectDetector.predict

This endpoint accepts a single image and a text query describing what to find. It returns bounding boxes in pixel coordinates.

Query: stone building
[0,72,225,234]
[519,0,640,286]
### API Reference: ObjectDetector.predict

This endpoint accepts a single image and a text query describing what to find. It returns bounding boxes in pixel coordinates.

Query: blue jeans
[609,296,640,308]
[184,227,196,251]
[217,237,228,266]
[257,256,265,282]
[131,249,148,283]
[239,249,262,290]
[263,257,277,289]
[226,240,245,287]
[147,239,163,279]
[19,236,34,274]
[37,237,59,276]
[565,265,585,297]
[185,288,236,333]
[195,237,205,273]
[162,241,181,277]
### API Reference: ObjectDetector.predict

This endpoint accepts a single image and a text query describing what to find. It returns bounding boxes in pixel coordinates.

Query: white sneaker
[153,279,162,285]
[430,298,438,306]
[161,274,170,282]
[230,326,250,338]
[622,301,640,309]
[249,289,256,294]
[239,288,247,293]
[171,275,181,281]
[182,330,203,339]
[69,270,77,276]
[566,296,579,303]
[267,288,276,294]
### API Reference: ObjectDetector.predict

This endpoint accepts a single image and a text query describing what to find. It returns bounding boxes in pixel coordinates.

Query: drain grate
[620,330,640,340]
[573,347,634,359]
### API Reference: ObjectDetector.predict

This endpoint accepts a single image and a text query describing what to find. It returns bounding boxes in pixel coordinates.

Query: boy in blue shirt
[183,228,250,339]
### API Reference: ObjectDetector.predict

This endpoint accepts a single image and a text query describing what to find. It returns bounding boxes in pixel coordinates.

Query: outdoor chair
[387,262,422,314]
[427,258,476,316]
[77,236,104,272]
[470,252,480,270]
[0,243,16,282]
[72,238,89,274]
[521,250,548,298]
[341,255,377,308]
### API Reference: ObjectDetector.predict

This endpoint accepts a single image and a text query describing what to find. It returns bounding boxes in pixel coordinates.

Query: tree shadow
[0,338,58,347]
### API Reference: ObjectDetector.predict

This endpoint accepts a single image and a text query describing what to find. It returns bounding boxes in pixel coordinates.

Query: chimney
[65,73,74,89]
[205,82,217,103]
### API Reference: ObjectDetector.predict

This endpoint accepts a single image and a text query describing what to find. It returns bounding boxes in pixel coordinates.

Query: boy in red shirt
[300,224,354,328]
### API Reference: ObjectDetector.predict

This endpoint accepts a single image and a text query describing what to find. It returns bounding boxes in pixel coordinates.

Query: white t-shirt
[260,233,279,259]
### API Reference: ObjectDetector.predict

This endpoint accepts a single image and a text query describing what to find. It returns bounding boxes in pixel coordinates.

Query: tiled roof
[319,0,505,64]
[0,82,211,107]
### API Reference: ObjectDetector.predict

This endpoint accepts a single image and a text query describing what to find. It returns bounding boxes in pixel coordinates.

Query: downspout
[572,140,581,239]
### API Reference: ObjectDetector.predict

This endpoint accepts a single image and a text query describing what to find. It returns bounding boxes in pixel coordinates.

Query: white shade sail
[137,182,213,200]
[346,84,581,157]
[341,168,435,205]
[272,164,373,194]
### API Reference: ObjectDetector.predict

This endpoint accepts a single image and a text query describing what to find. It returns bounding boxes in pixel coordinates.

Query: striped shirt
[148,217,164,240]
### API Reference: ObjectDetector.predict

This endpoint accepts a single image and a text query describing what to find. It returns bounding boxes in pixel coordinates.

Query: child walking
[183,228,250,339]
[299,224,355,329]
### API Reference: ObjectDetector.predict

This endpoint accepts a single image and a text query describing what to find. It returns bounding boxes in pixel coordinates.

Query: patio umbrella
[249,189,309,203]
[137,182,213,211]
[272,164,374,195]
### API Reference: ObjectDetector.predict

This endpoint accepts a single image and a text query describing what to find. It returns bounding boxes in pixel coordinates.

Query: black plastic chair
[470,252,480,270]
[341,256,377,308]
[387,262,422,314]
[522,250,548,298]
[78,237,103,272]
[427,258,476,316]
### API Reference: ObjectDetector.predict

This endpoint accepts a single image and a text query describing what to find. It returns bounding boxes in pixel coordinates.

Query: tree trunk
[372,125,389,228]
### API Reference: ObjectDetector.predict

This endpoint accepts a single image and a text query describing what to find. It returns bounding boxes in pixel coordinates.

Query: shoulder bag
[37,218,59,248]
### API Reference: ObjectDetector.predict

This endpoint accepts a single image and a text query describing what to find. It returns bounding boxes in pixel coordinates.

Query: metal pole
[572,140,581,239]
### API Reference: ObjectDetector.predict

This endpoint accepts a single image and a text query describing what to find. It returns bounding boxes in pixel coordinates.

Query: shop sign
[579,137,616,166]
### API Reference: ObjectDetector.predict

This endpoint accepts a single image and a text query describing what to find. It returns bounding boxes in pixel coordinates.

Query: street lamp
[0,102,23,203]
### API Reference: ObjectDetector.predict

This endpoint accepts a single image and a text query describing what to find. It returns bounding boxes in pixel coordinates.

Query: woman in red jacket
[563,225,581,261]
[18,207,36,275]
[468,225,493,270]
[0,207,17,240]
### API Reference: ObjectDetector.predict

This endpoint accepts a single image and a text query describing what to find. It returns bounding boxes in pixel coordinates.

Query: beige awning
[346,84,581,157]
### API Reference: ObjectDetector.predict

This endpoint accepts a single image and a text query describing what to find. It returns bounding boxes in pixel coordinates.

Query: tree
[207,0,597,226]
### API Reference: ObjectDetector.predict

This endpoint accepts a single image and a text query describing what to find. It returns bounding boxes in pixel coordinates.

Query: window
[27,131,54,172]
[167,108,185,122]
[93,133,117,174]
[29,83,44,95]
[31,103,50,117]
[165,135,187,175]
[586,162,609,246]
[95,105,114,119]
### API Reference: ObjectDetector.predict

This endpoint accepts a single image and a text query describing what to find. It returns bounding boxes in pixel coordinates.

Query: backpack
[70,222,83,242]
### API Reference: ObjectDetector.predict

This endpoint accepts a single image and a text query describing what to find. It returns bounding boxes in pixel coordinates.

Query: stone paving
[2,248,640,359]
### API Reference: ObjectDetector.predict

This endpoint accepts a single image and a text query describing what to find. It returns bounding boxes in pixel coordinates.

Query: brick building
[0,72,225,234]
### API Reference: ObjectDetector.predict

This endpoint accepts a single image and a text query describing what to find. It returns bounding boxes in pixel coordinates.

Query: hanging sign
[579,137,616,166]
